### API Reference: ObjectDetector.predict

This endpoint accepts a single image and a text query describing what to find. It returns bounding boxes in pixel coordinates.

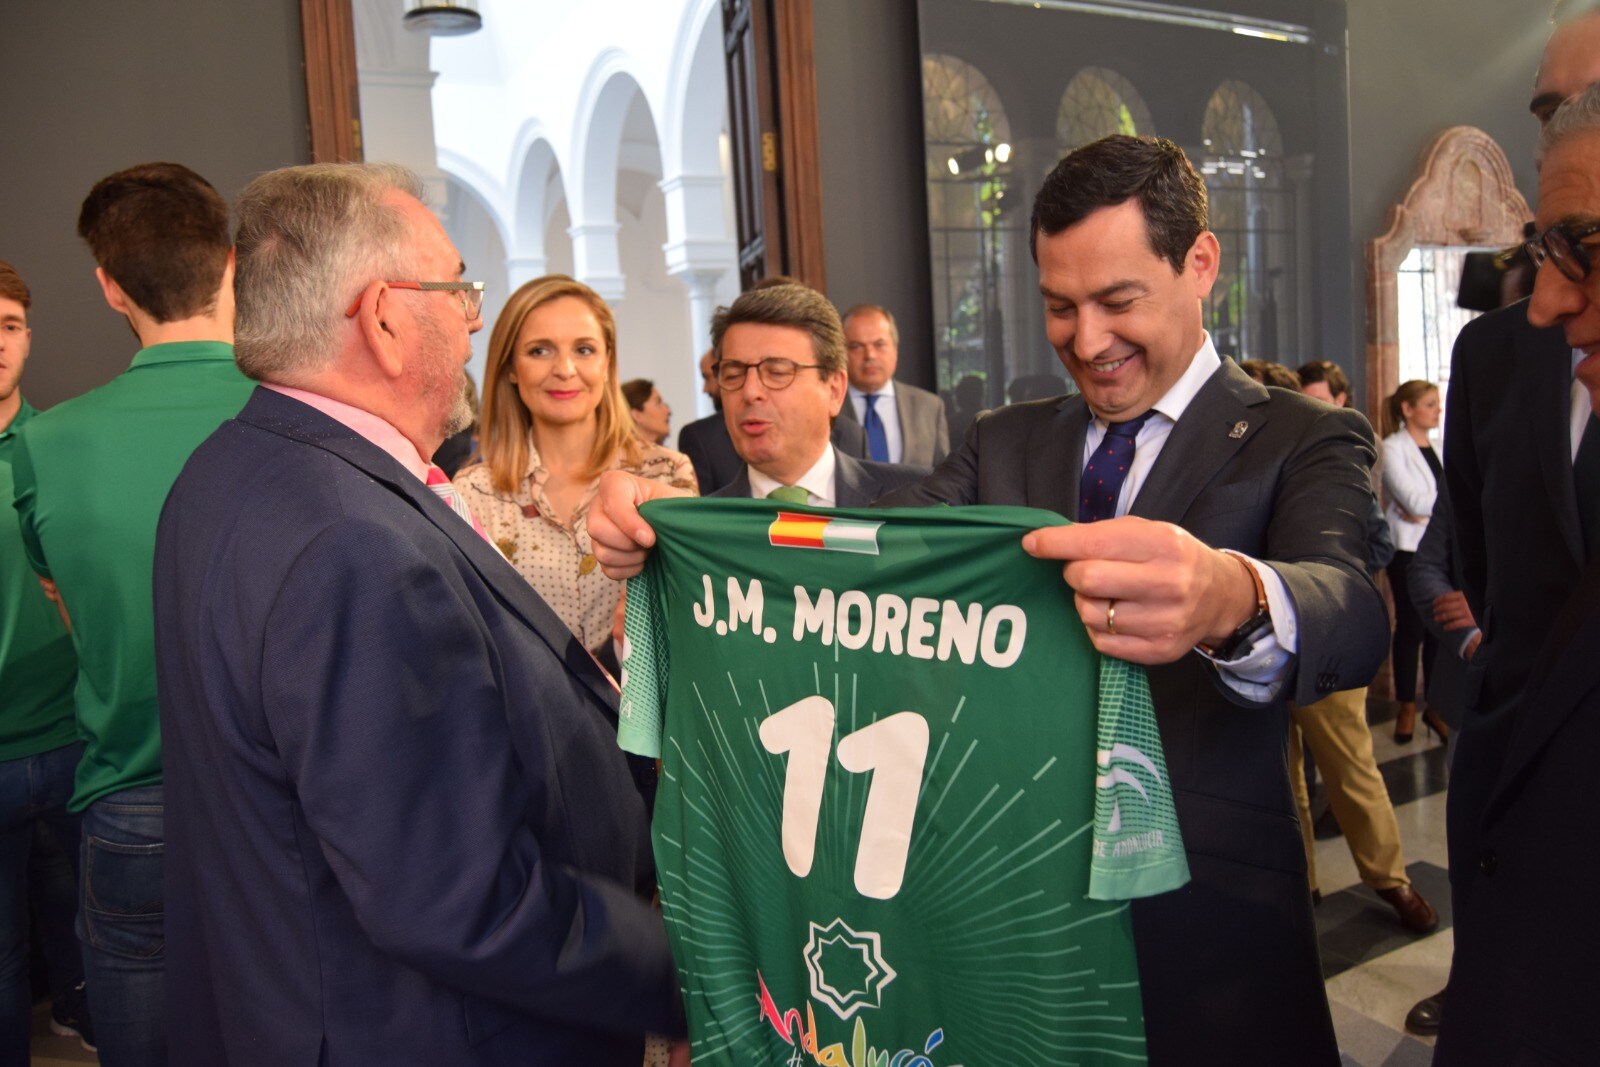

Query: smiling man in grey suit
[706,283,925,506]
[839,303,949,466]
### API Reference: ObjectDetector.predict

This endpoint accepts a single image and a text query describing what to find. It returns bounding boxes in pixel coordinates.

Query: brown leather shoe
[1377,884,1439,933]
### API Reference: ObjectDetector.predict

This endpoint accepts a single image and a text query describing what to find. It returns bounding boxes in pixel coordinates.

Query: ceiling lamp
[403,0,482,37]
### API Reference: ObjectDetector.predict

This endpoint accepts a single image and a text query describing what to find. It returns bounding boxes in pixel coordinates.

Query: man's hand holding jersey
[590,469,693,578]
[1022,516,1261,666]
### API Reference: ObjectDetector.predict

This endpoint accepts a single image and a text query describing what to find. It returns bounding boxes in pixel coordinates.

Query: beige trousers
[1287,687,1408,892]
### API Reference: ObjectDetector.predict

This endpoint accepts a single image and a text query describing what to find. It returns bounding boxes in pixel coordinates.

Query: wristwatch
[1196,550,1274,661]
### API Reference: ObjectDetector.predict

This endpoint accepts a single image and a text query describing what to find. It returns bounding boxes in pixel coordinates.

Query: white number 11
[758,697,930,900]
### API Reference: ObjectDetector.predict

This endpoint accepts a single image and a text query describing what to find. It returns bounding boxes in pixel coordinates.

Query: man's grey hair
[233,162,425,382]
[1541,81,1600,160]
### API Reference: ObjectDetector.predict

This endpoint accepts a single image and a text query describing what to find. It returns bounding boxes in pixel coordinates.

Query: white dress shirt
[848,382,902,463]
[1081,336,1298,701]
[747,444,838,507]
[1572,349,1594,463]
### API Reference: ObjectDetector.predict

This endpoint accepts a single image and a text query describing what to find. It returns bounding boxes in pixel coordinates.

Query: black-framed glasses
[344,280,485,319]
[1526,220,1600,283]
[714,357,825,391]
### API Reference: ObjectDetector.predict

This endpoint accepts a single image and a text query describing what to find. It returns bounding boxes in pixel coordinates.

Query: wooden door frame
[301,0,363,163]
[770,0,826,289]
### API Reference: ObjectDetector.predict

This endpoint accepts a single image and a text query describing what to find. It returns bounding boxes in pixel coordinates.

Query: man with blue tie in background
[839,303,950,466]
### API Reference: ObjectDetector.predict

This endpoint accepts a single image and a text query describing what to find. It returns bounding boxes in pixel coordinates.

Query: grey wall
[811,0,939,391]
[0,0,311,408]
[1347,0,1544,256]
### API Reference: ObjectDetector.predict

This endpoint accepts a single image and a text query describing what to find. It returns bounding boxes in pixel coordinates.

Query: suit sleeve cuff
[1195,557,1298,702]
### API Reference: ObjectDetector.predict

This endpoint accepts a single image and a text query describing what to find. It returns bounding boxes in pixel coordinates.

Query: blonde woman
[1381,379,1444,743]
[455,276,696,659]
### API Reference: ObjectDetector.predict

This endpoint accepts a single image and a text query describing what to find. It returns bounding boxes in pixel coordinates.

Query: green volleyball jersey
[620,498,1188,1067]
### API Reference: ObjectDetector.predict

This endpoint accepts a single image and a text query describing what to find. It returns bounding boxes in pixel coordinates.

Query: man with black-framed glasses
[703,283,925,505]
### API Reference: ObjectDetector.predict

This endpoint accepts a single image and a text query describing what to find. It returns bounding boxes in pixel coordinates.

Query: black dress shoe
[1405,988,1445,1035]
[1376,884,1440,933]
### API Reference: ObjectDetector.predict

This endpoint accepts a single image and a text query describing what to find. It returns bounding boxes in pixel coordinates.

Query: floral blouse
[454,438,697,650]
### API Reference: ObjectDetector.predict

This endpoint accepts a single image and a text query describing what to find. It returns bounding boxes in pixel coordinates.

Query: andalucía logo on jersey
[769,512,883,555]
[754,918,962,1066]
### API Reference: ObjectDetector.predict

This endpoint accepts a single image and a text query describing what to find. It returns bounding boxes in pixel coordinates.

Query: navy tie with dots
[1078,412,1153,523]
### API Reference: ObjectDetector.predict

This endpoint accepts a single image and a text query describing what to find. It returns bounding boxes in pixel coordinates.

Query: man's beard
[441,373,474,438]
[418,309,474,442]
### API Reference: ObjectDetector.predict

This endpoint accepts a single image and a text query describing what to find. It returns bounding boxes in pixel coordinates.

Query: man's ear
[95,267,133,316]
[1186,231,1222,298]
[825,368,848,418]
[356,283,406,380]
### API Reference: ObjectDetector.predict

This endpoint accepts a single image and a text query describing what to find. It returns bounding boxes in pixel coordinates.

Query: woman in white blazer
[1381,379,1444,743]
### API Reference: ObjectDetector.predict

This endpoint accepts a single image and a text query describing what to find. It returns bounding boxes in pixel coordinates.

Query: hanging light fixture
[402,0,482,37]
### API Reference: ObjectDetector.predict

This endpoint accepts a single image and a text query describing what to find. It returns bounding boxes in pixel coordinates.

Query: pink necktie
[425,465,492,544]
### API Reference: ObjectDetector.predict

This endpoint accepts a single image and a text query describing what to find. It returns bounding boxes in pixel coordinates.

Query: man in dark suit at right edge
[1432,77,1600,1065]
[1404,0,1600,1043]
[592,135,1387,1064]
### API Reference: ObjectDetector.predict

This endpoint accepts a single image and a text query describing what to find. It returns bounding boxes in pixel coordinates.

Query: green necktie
[766,485,810,505]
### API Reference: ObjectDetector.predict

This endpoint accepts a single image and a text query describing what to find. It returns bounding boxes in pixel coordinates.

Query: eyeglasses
[343,281,486,320]
[714,357,825,391]
[1525,220,1600,283]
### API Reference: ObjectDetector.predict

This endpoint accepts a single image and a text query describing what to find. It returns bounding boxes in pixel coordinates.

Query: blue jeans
[78,785,164,1067]
[0,741,84,1067]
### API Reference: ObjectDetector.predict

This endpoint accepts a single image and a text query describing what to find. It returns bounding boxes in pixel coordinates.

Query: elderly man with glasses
[1428,80,1600,1065]
[150,163,687,1067]
[703,282,927,506]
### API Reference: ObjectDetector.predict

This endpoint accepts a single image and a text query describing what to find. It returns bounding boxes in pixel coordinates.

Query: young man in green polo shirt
[10,165,253,1067]
[0,261,94,1058]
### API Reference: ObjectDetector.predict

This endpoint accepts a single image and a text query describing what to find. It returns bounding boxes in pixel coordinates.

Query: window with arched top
[922,54,1018,408]
[1056,67,1153,153]
[1193,80,1294,363]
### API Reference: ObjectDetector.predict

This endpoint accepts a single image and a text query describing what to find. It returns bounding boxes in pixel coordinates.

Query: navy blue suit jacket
[154,388,682,1066]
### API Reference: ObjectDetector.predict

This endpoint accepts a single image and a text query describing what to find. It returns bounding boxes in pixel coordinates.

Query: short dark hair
[1239,360,1301,391]
[620,378,655,411]
[0,260,30,312]
[76,162,231,323]
[1030,135,1208,272]
[1296,359,1349,399]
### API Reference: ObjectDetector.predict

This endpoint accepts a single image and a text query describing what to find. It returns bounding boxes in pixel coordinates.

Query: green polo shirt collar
[127,339,237,371]
[1,397,38,440]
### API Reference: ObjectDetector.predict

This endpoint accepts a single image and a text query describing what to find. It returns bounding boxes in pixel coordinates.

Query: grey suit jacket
[878,357,1386,1065]
[839,380,950,466]
[708,449,928,506]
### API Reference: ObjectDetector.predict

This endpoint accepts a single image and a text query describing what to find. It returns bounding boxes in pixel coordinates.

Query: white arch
[568,48,658,228]
[661,0,724,178]
[509,131,568,253]
[434,147,513,253]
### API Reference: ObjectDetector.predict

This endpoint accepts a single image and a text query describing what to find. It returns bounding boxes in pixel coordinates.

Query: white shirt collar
[1091,333,1220,430]
[848,380,897,401]
[747,443,838,507]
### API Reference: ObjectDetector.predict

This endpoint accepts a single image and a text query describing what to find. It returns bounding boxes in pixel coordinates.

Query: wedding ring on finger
[1107,598,1118,635]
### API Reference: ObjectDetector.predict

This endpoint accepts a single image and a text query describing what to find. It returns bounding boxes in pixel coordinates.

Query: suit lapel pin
[1229,421,1249,439]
